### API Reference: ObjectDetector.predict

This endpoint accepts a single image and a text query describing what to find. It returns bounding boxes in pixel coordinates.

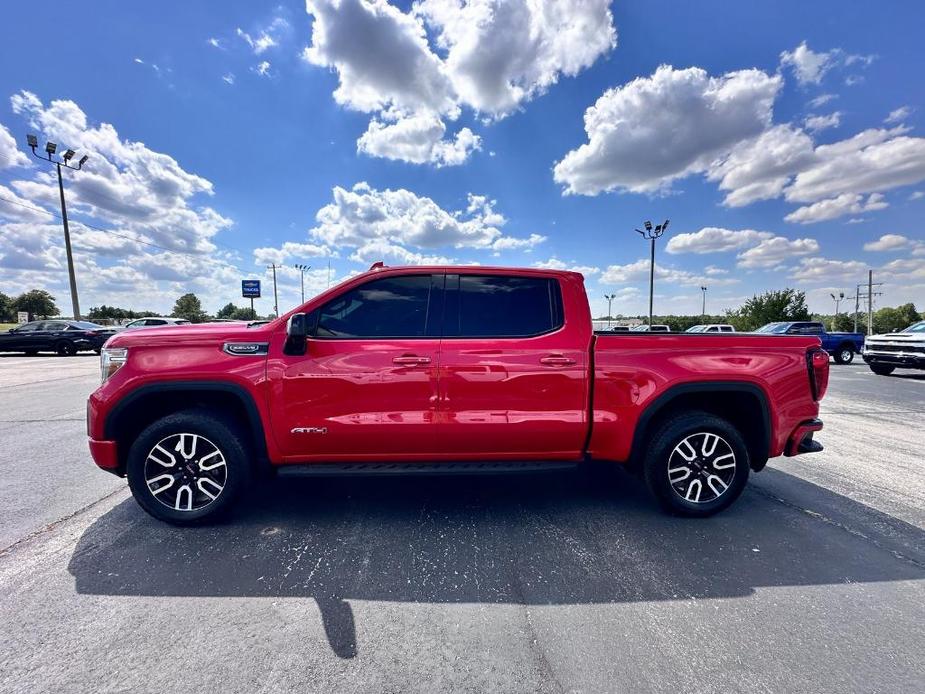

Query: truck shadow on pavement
[67,467,925,659]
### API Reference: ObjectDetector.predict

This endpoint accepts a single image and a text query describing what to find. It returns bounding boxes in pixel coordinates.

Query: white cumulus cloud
[302,0,615,166]
[553,65,782,195]
[785,192,888,224]
[666,227,773,254]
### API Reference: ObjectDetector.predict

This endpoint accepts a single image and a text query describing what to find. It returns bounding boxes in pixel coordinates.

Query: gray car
[122,317,191,330]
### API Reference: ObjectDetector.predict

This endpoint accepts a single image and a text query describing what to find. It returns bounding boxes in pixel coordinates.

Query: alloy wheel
[144,433,227,511]
[840,349,852,363]
[667,432,737,504]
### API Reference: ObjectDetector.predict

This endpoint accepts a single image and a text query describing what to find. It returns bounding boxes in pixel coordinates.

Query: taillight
[807,348,829,400]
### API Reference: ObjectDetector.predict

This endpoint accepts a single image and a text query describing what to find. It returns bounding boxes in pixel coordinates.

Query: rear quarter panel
[588,334,821,462]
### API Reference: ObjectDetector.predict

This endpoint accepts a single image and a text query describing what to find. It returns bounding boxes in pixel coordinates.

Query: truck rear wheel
[126,410,251,525]
[643,411,750,517]
[833,345,854,364]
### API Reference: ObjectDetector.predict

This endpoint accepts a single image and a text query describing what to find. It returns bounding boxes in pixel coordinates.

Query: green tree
[216,302,237,319]
[725,289,810,331]
[832,312,856,332]
[231,306,258,321]
[872,303,919,334]
[171,293,208,323]
[0,292,13,322]
[12,289,60,320]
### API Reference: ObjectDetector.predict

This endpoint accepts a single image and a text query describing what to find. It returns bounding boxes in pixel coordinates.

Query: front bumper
[863,352,925,368]
[785,418,824,457]
[88,438,121,474]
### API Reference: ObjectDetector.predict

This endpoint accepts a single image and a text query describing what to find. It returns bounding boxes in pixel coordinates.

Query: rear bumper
[88,438,121,474]
[784,418,824,457]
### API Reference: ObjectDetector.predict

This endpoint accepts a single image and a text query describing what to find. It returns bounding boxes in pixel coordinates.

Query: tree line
[0,289,270,324]
[5,285,922,333]
[601,288,923,333]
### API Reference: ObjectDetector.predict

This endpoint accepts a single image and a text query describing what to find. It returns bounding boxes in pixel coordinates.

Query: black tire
[55,341,76,356]
[869,364,895,376]
[643,411,750,517]
[833,345,854,364]
[126,410,251,525]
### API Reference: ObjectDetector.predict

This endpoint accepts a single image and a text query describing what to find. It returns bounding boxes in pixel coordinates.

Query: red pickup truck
[87,265,828,524]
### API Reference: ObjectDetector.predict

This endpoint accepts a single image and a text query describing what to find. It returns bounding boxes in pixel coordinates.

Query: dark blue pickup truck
[754,321,865,364]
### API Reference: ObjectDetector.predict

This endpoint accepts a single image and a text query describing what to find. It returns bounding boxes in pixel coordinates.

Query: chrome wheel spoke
[668,432,737,504]
[147,474,174,496]
[197,477,223,500]
[148,444,176,468]
[175,484,193,511]
[198,450,225,471]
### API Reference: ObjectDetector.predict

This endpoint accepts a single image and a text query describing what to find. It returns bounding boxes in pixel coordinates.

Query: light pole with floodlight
[830,291,845,330]
[700,286,707,318]
[294,264,311,304]
[27,135,88,320]
[635,219,669,328]
[604,293,616,329]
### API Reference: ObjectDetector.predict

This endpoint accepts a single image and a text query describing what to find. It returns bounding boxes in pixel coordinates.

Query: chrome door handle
[392,355,431,365]
[540,354,576,366]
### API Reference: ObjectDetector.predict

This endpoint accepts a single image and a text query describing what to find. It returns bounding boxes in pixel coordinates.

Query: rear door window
[444,274,563,338]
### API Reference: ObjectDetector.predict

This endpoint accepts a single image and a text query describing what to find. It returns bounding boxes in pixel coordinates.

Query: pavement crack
[749,485,925,571]
[0,486,128,559]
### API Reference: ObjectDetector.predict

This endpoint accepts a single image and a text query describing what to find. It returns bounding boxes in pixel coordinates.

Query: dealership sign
[242,280,261,298]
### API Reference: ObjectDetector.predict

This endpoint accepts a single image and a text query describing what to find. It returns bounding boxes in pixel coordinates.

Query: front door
[435,273,589,460]
[268,272,444,461]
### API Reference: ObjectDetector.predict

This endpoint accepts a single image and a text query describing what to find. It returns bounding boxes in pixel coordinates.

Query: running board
[275,460,580,477]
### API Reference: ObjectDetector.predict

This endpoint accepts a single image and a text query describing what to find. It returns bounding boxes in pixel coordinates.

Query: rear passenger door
[435,273,588,460]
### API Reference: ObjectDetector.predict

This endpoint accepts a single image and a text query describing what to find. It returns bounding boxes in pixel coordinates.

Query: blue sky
[0,0,923,318]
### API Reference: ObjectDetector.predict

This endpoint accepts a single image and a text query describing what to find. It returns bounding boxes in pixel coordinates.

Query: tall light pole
[266,264,280,317]
[700,286,707,318]
[27,135,88,320]
[294,264,311,304]
[635,219,669,327]
[604,293,616,329]
[830,291,844,330]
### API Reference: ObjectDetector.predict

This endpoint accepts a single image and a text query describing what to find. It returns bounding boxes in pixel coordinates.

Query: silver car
[122,317,191,330]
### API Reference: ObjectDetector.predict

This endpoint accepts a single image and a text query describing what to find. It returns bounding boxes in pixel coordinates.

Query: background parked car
[686,324,736,333]
[0,320,116,355]
[753,321,864,364]
[863,320,925,375]
[632,324,670,332]
[122,317,191,330]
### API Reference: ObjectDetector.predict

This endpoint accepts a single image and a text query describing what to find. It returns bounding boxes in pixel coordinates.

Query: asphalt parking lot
[0,355,923,693]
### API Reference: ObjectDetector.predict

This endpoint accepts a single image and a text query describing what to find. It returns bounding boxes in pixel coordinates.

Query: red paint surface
[87,265,823,471]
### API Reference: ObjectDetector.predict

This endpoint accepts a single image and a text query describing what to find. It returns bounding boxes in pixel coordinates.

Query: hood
[106,322,270,348]
[866,332,925,342]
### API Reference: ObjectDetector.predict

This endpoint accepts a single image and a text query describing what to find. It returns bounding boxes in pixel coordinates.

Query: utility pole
[267,264,280,318]
[27,135,88,320]
[635,219,670,327]
[604,294,616,329]
[294,264,311,304]
[853,278,882,334]
[700,286,707,318]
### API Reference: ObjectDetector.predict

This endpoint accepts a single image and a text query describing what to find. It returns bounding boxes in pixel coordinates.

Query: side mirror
[285,313,308,355]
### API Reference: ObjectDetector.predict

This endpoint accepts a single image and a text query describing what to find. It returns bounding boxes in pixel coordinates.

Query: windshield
[901,321,925,333]
[71,321,105,330]
[686,325,705,332]
[755,323,789,333]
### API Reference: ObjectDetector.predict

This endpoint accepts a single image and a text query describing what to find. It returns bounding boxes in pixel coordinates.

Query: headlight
[100,347,128,383]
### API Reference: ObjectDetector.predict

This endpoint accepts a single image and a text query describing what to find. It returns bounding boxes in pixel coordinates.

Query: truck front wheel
[869,364,895,376]
[643,412,750,517]
[126,410,251,525]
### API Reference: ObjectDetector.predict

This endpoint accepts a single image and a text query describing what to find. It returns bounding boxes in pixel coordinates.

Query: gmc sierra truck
[87,265,828,524]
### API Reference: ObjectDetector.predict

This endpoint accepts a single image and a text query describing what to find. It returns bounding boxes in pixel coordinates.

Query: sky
[0,0,923,319]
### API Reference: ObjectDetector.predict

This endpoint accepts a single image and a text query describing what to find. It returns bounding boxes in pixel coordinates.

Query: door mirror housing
[285,313,309,355]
